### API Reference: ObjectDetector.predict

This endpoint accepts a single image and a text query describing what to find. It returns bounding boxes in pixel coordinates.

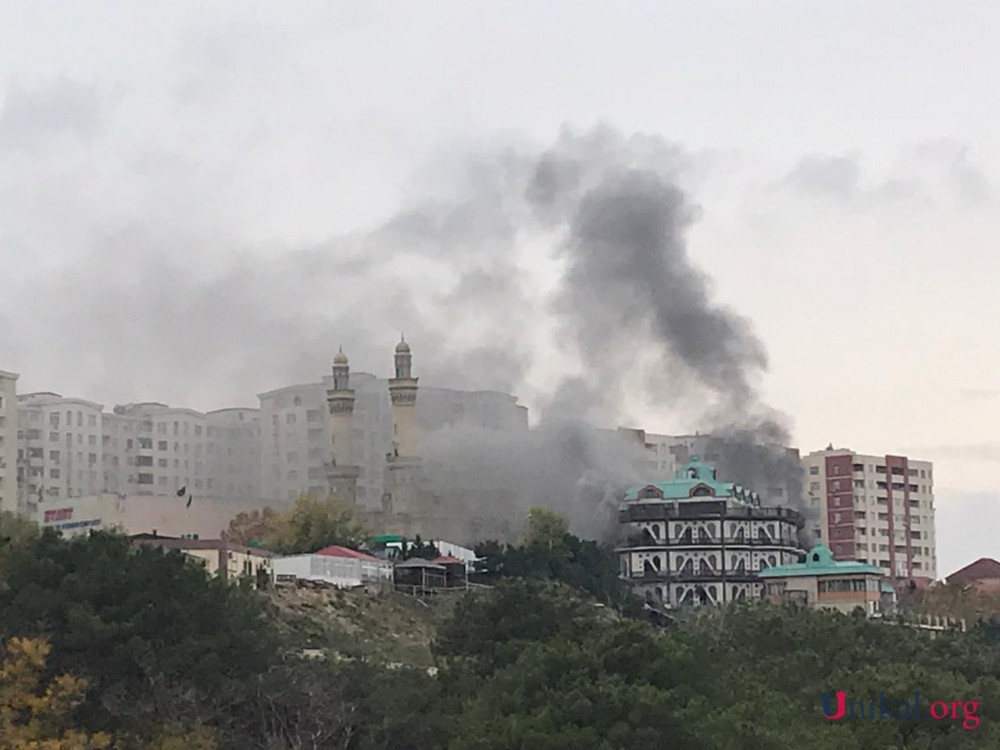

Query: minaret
[326,347,359,503]
[388,335,419,461]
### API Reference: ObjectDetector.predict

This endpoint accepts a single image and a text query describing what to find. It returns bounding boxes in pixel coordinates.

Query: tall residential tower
[802,448,937,580]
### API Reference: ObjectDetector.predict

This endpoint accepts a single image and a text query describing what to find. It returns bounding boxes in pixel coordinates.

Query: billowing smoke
[418,422,647,544]
[1,121,808,543]
[399,124,808,543]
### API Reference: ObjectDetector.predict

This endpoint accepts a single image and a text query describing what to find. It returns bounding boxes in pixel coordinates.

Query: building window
[809,466,819,475]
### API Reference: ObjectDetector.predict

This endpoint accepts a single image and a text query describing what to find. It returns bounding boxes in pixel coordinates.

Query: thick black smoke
[519,127,810,537]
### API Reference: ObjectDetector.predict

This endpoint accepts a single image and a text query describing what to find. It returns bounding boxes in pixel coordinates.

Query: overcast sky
[1,1,998,575]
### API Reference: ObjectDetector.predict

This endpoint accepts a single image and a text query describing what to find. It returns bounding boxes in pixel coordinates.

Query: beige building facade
[35,491,264,540]
[130,535,274,584]
[760,545,886,615]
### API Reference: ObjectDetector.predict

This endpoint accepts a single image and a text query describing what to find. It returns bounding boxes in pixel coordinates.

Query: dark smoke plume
[1,122,809,542]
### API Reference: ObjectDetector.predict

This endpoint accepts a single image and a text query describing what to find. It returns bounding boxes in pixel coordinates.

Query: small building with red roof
[274,544,393,588]
[946,558,1000,594]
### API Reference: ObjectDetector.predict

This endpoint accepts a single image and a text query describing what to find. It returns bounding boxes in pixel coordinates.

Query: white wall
[0,371,19,513]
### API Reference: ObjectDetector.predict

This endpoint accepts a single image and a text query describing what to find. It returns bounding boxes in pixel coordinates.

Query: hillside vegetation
[3,513,1000,748]
[267,586,458,667]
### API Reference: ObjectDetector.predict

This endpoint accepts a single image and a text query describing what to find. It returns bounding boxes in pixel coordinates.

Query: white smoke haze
[2,121,808,541]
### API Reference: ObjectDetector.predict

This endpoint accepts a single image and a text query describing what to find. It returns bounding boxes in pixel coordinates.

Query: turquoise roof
[623,456,756,504]
[760,545,883,579]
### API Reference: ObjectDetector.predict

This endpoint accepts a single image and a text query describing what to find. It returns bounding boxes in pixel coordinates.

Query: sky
[1,1,998,575]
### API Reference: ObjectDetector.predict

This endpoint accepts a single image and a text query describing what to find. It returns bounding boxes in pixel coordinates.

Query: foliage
[0,636,113,749]
[899,581,1000,624]
[437,584,1000,749]
[474,526,638,613]
[0,530,277,739]
[521,507,569,549]
[0,511,39,580]
[221,507,278,547]
[400,535,439,561]
[7,516,1000,748]
[264,494,370,554]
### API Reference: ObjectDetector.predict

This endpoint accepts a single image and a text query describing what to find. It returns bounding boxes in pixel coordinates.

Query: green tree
[265,494,369,554]
[221,507,278,547]
[522,507,569,549]
[0,511,38,581]
[0,530,277,739]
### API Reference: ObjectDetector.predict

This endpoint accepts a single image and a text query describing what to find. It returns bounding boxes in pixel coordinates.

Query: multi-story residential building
[257,368,529,511]
[258,379,339,507]
[11,341,530,526]
[617,456,805,609]
[0,370,18,513]
[802,447,937,580]
[16,392,108,516]
[205,408,261,502]
[12,393,260,512]
[113,403,209,495]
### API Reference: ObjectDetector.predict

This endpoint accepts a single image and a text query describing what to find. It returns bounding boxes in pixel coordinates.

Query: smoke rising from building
[1,123,808,542]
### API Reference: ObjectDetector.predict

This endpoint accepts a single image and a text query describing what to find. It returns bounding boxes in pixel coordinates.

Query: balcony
[620,533,799,551]
[619,503,803,526]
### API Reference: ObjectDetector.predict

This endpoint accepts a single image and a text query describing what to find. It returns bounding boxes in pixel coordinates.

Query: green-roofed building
[618,456,806,609]
[760,544,890,615]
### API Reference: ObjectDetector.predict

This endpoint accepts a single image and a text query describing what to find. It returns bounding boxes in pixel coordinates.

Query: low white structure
[274,545,392,588]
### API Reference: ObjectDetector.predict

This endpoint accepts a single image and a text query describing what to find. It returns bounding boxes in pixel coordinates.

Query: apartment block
[258,372,528,509]
[0,371,18,513]
[16,392,107,517]
[802,448,937,580]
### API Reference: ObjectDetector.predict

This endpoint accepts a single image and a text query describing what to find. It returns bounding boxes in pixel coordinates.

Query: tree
[221,507,278,547]
[265,494,370,554]
[0,512,38,581]
[0,530,277,739]
[0,636,114,749]
[401,535,439,561]
[522,508,569,550]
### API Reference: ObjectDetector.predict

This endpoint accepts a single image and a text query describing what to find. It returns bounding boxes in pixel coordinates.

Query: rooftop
[314,545,383,562]
[622,457,760,506]
[759,545,882,579]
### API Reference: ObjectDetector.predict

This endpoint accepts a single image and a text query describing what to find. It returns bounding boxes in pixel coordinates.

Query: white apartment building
[0,371,18,513]
[14,394,261,513]
[17,392,108,517]
[205,408,261,502]
[12,353,528,518]
[258,372,529,510]
[802,448,937,580]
